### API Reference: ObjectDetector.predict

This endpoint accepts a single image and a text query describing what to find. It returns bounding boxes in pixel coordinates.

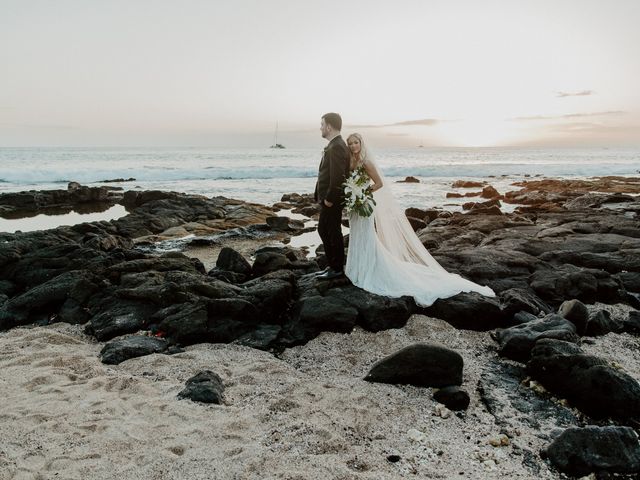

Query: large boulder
[216,247,252,275]
[545,426,640,477]
[557,299,589,335]
[364,343,463,388]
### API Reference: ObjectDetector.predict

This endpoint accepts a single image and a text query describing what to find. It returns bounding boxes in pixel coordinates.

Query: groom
[314,112,350,280]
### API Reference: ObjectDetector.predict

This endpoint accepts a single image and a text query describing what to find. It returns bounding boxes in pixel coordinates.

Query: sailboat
[270,122,286,149]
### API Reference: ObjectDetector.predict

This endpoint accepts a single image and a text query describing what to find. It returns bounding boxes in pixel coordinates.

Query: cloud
[556,90,595,98]
[348,118,440,128]
[509,111,627,121]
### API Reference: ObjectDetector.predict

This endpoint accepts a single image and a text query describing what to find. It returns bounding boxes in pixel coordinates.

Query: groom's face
[320,118,331,139]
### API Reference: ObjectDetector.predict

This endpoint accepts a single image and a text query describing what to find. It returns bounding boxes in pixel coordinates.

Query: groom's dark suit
[314,134,350,272]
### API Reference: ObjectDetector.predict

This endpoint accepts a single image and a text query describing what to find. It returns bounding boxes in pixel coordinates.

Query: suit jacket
[314,135,351,206]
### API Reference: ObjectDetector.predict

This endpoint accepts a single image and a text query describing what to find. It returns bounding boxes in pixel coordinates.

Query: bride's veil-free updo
[346,133,449,273]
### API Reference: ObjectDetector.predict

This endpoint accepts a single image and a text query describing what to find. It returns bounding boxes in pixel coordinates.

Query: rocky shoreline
[1,176,640,478]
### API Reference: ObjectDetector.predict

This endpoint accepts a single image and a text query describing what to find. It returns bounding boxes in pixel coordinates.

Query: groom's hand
[323,199,333,207]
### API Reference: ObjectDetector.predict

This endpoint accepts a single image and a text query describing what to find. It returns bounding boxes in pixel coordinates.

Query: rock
[585,309,623,336]
[406,216,427,231]
[545,426,640,477]
[216,247,252,275]
[407,428,427,442]
[557,299,589,335]
[266,216,305,232]
[433,386,470,411]
[500,288,553,320]
[452,180,485,188]
[364,343,463,388]
[420,292,506,331]
[481,185,501,199]
[157,298,259,345]
[529,264,623,305]
[324,286,414,332]
[251,252,292,277]
[527,339,640,420]
[493,314,579,362]
[488,434,510,447]
[405,207,429,221]
[622,310,640,334]
[283,295,358,345]
[86,297,159,341]
[397,176,420,183]
[100,335,169,364]
[177,370,225,404]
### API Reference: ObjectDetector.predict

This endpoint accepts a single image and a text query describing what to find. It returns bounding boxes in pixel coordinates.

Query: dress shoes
[313,267,331,277]
[316,268,345,280]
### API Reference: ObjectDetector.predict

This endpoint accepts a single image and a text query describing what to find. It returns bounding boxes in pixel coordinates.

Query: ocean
[1,146,639,221]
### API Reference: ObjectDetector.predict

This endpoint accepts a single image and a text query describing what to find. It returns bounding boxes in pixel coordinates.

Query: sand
[0,303,637,479]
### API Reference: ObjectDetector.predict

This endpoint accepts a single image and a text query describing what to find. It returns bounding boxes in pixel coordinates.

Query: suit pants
[317,203,345,271]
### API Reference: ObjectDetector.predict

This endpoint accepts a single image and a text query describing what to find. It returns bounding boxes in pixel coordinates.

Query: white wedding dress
[344,154,496,307]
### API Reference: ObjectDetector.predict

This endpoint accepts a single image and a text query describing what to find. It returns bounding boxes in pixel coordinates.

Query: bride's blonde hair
[347,133,367,171]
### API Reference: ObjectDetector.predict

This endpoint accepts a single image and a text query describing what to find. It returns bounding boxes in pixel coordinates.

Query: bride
[343,133,496,307]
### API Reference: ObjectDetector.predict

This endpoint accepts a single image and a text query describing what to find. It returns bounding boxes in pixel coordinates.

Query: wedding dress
[344,147,496,307]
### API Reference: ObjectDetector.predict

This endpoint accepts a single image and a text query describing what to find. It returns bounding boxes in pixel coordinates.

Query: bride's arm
[364,160,384,192]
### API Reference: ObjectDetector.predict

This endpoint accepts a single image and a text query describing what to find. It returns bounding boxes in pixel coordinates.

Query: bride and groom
[313,112,496,307]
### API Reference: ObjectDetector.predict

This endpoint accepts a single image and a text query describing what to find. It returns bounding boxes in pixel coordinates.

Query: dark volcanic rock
[100,335,169,364]
[324,286,414,332]
[527,339,640,420]
[216,247,252,275]
[557,299,589,335]
[433,386,470,411]
[283,295,358,345]
[364,343,463,388]
[177,370,225,404]
[251,252,292,277]
[500,288,553,320]
[266,216,305,232]
[493,314,579,362]
[545,426,640,477]
[85,297,158,341]
[529,264,623,305]
[420,292,506,330]
[585,308,623,336]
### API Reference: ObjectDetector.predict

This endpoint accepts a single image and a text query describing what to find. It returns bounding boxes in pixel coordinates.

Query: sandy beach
[1,300,637,480]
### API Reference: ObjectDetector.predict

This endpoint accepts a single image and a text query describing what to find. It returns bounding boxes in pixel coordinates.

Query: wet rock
[177,370,225,404]
[100,335,169,364]
[397,176,420,183]
[527,339,640,420]
[545,426,640,477]
[433,386,470,411]
[216,247,252,275]
[557,299,589,335]
[493,314,578,362]
[364,343,463,388]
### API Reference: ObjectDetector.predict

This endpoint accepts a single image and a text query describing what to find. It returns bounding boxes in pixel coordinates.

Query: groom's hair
[322,112,342,131]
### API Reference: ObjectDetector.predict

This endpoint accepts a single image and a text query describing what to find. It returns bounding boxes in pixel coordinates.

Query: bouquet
[343,164,376,217]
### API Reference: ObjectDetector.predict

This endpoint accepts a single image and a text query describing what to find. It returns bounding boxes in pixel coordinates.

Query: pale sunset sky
[1,0,639,148]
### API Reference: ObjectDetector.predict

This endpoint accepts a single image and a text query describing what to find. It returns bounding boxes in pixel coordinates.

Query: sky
[1,0,639,148]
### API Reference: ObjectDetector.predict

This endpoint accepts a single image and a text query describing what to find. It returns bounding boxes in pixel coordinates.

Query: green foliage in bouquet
[343,164,377,217]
